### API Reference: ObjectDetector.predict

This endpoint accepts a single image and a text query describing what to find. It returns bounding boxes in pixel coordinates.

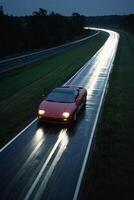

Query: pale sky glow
[1,0,134,16]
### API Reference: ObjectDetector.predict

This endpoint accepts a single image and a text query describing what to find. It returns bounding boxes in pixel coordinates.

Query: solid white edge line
[73,30,119,200]
[0,30,100,153]
[0,118,38,153]
[0,32,99,64]
[0,28,119,200]
[24,133,62,200]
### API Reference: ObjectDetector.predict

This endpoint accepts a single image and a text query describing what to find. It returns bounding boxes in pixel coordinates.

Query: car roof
[52,86,79,95]
[53,87,76,93]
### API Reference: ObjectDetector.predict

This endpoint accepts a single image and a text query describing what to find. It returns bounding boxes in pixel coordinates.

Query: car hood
[39,100,76,117]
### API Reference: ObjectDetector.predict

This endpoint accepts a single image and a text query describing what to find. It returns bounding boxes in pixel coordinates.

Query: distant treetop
[33,8,47,16]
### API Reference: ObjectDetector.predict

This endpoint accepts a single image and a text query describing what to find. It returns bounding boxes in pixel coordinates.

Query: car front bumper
[38,115,72,124]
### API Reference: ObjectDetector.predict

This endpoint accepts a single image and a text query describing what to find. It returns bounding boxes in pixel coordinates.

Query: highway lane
[0,32,99,74]
[0,29,119,200]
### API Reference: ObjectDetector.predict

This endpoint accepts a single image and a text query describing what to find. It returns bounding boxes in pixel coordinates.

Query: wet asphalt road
[0,29,119,200]
[0,33,99,74]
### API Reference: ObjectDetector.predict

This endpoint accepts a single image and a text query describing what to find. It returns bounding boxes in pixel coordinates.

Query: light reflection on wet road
[0,29,119,200]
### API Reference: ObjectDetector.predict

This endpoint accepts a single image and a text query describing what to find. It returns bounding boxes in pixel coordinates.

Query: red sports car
[38,85,87,124]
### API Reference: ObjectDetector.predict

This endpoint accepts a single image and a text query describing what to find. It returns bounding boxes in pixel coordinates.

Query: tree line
[0,8,87,58]
[1,6,133,58]
[124,14,134,32]
[85,14,134,32]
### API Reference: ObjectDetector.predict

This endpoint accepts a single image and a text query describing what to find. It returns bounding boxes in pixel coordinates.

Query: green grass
[0,31,108,147]
[80,30,134,200]
[0,31,96,60]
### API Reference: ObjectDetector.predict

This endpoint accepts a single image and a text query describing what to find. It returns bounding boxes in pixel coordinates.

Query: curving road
[0,28,119,200]
[0,32,99,74]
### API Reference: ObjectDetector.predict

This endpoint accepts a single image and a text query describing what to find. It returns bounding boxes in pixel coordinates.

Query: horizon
[1,5,133,18]
[1,0,134,17]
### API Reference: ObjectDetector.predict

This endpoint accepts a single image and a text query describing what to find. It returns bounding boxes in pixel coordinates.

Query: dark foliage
[124,14,134,32]
[0,8,87,58]
[85,14,134,32]
[85,15,126,28]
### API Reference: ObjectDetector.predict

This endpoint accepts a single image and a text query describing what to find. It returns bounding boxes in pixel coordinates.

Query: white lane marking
[64,41,104,86]
[73,29,119,200]
[0,32,99,64]
[33,130,69,200]
[0,31,100,153]
[24,129,68,200]
[0,118,38,153]
[2,130,45,199]
[0,28,119,200]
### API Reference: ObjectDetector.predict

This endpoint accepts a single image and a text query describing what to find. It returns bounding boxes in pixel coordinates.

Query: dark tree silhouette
[33,8,47,16]
[124,14,134,32]
[0,8,88,58]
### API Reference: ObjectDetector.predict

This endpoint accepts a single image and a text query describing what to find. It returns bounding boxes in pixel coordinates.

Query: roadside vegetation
[80,30,134,199]
[0,31,108,147]
[0,7,88,58]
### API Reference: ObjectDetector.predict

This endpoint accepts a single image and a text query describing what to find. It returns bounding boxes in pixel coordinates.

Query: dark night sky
[1,0,134,16]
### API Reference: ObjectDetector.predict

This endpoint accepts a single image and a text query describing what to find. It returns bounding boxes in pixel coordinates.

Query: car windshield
[46,89,76,103]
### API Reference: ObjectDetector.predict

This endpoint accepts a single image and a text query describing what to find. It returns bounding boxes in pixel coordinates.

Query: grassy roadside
[0,31,96,60]
[0,31,108,148]
[80,30,134,199]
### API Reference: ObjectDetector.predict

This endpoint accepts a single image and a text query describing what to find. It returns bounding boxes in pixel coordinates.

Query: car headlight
[38,110,45,115]
[62,112,70,118]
